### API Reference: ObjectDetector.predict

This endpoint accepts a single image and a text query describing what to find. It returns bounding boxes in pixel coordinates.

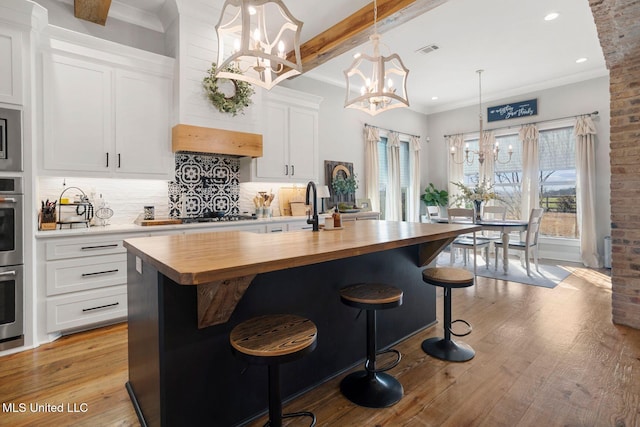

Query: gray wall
[281,76,429,199]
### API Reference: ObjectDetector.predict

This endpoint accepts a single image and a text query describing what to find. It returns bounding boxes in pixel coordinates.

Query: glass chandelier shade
[215,0,303,90]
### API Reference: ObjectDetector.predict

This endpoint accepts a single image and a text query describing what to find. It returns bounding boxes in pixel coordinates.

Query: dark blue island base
[125,245,436,427]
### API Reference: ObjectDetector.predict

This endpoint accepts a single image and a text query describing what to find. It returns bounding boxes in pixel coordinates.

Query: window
[493,133,523,220]
[538,127,577,238]
[461,126,577,238]
[378,137,410,220]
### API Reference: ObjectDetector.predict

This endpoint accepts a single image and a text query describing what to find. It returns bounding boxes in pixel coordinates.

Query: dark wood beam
[74,0,112,26]
[298,0,447,73]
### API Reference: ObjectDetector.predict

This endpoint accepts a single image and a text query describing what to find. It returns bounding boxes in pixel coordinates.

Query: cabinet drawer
[46,237,126,260]
[46,285,127,333]
[46,253,127,296]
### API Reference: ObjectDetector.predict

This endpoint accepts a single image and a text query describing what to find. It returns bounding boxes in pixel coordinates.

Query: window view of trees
[462,126,577,239]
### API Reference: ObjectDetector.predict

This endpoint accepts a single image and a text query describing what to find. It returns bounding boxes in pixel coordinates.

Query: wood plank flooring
[1,265,639,426]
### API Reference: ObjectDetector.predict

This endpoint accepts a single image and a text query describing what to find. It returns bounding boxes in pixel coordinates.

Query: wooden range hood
[172,124,263,158]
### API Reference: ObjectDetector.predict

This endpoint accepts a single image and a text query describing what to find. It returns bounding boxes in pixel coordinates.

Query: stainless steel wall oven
[0,107,23,172]
[0,177,23,349]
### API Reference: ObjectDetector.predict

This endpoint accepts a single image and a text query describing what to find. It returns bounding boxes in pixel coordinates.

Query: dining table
[434,218,529,274]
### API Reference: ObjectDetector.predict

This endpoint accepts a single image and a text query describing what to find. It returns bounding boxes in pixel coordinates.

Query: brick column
[589,0,640,328]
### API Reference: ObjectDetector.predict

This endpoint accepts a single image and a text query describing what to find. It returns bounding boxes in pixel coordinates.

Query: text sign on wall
[487,99,537,122]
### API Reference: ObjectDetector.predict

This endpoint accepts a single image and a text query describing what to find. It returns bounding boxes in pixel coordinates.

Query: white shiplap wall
[176,0,263,133]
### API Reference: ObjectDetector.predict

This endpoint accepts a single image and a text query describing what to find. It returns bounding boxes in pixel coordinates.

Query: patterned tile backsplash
[169,153,240,218]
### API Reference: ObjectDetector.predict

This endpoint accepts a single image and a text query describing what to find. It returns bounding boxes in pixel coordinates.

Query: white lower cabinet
[286,220,315,231]
[41,234,132,334]
[46,285,127,333]
[39,224,268,335]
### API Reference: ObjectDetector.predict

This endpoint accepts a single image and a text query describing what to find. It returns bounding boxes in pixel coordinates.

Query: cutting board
[137,219,183,226]
[278,187,308,216]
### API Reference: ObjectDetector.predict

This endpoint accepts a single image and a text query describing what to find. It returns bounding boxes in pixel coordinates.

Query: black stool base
[340,371,403,408]
[265,411,316,427]
[421,337,475,362]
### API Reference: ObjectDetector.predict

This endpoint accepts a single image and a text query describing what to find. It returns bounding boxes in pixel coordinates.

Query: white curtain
[479,130,496,184]
[520,124,540,217]
[386,131,402,221]
[447,134,465,205]
[364,126,380,213]
[575,116,601,268]
[408,135,421,222]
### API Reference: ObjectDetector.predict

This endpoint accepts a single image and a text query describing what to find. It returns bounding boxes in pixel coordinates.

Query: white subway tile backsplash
[38,177,169,226]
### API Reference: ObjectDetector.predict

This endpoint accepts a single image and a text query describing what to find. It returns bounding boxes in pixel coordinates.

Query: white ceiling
[108,0,607,115]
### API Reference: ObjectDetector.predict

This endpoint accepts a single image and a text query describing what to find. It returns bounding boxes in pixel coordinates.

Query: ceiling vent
[416,44,440,55]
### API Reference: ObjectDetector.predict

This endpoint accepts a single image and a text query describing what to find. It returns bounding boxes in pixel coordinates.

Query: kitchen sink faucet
[305,181,319,231]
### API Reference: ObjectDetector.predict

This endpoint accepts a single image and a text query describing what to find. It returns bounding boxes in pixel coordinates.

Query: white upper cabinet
[245,86,321,183]
[41,29,174,179]
[43,53,113,173]
[0,26,23,105]
[115,69,172,175]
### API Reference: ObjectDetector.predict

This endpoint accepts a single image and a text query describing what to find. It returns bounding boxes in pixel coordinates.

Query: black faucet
[305,181,319,231]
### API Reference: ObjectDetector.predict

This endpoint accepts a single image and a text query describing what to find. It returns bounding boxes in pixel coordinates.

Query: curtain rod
[365,123,421,140]
[443,110,599,139]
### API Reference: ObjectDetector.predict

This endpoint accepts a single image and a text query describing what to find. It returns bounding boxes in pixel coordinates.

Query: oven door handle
[0,197,17,203]
[0,270,16,277]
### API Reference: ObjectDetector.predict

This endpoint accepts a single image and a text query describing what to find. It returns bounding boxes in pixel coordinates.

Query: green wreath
[203,62,255,116]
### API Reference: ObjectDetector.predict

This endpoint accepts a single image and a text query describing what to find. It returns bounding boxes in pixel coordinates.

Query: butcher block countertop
[123,220,480,286]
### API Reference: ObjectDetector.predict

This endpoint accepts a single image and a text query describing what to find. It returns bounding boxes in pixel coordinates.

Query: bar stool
[339,283,403,408]
[421,267,475,362]
[230,314,317,427]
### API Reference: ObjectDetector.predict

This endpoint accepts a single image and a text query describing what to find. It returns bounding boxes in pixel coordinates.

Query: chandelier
[215,0,303,90]
[451,70,513,165]
[343,0,409,115]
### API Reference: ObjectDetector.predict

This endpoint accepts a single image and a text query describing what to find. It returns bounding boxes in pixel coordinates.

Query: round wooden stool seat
[422,267,474,289]
[340,283,403,311]
[230,314,318,427]
[339,283,403,408]
[230,314,318,365]
[421,267,475,363]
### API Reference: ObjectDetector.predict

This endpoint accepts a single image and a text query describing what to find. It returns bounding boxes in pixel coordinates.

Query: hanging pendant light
[450,70,513,165]
[215,0,303,90]
[343,0,409,115]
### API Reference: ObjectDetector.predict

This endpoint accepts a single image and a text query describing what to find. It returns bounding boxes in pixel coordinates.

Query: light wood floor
[1,265,639,426]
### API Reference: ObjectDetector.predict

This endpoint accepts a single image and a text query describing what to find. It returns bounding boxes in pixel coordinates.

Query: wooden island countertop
[123,220,480,286]
[123,219,480,427]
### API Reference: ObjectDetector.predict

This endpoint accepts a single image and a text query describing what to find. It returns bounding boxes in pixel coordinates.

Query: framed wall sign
[487,99,537,122]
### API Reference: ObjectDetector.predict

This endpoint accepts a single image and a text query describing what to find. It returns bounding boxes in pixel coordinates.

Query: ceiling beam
[74,0,112,26]
[298,0,448,73]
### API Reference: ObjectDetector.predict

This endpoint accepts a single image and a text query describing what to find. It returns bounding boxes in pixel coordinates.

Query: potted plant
[421,183,449,217]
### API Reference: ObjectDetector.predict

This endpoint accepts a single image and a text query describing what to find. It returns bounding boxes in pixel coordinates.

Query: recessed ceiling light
[576,57,588,63]
[544,12,559,21]
[431,96,439,101]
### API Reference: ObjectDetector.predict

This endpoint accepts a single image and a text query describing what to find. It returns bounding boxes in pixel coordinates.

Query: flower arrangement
[451,180,499,204]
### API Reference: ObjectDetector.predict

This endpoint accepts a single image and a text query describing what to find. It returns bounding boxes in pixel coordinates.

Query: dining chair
[494,208,544,276]
[426,206,440,222]
[481,205,507,241]
[448,208,490,273]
